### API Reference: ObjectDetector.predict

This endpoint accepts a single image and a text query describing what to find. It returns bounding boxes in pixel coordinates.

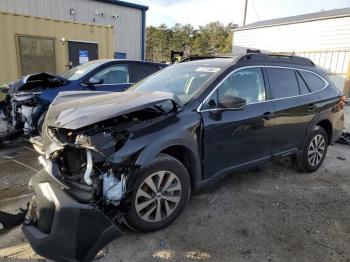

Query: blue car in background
[0,59,167,141]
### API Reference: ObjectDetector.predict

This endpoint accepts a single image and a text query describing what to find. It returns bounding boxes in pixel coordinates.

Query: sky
[132,0,350,27]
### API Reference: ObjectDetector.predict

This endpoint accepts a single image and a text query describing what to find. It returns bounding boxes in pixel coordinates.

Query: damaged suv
[6,53,345,262]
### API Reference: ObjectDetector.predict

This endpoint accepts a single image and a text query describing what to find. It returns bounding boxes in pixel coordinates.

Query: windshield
[128,63,223,104]
[60,60,107,81]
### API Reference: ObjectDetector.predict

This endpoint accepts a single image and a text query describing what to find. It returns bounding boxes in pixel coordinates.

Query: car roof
[177,57,239,67]
[177,53,315,68]
[90,59,168,67]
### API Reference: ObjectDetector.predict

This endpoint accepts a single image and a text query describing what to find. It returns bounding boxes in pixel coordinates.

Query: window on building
[299,71,326,92]
[267,68,299,99]
[18,36,56,76]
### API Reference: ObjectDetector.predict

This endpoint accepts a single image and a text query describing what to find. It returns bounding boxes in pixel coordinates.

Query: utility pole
[243,0,248,25]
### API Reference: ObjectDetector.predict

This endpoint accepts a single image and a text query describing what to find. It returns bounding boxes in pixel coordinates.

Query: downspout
[141,9,146,60]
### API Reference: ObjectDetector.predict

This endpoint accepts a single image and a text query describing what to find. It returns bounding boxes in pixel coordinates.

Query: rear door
[266,67,319,154]
[131,62,163,83]
[200,67,275,178]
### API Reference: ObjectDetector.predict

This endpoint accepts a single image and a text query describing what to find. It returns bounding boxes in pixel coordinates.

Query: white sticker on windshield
[195,67,221,73]
[75,70,85,75]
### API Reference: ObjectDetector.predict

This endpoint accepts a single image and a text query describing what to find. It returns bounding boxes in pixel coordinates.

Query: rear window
[295,71,310,95]
[133,63,160,83]
[267,68,300,99]
[299,71,326,92]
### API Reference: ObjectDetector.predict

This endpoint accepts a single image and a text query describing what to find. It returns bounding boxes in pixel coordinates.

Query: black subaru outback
[3,53,345,261]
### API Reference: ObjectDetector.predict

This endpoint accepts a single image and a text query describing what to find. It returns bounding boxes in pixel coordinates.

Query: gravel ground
[0,107,349,262]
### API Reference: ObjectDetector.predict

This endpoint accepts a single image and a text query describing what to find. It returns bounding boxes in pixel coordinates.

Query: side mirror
[218,95,246,110]
[86,77,103,86]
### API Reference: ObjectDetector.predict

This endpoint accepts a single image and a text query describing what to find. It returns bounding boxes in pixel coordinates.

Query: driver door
[200,67,275,178]
[88,63,131,92]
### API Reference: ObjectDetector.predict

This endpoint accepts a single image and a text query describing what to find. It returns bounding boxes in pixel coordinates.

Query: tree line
[146,22,237,62]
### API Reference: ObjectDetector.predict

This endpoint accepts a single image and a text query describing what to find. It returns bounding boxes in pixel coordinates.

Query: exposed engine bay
[0,73,67,140]
[36,91,178,204]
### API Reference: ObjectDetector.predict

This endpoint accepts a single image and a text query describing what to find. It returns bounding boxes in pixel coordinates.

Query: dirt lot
[0,107,349,262]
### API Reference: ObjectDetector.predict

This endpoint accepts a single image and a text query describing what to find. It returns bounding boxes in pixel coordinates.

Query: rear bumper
[23,170,123,262]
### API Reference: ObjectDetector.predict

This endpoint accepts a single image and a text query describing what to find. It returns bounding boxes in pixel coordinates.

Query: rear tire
[295,126,328,172]
[126,153,191,232]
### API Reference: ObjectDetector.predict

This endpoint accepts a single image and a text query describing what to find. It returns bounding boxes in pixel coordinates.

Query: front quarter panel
[108,110,203,185]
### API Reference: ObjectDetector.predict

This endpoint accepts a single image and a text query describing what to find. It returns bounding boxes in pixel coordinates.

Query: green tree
[146,21,236,62]
[169,23,195,51]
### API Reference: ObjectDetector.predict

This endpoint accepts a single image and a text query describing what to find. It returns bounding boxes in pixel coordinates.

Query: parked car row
[0,53,346,262]
[0,59,167,142]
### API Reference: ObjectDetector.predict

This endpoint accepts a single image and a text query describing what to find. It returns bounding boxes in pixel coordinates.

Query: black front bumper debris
[22,170,123,262]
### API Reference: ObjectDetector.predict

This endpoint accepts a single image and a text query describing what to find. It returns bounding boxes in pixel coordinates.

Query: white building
[233,8,350,96]
[0,0,148,60]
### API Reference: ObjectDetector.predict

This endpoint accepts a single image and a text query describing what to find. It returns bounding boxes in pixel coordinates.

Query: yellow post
[344,58,350,97]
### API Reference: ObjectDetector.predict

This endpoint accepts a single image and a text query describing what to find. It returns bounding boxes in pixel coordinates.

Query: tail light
[338,95,347,110]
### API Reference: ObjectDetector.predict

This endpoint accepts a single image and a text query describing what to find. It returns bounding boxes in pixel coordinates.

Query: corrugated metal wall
[0,12,114,84]
[0,0,143,60]
[232,16,350,94]
[233,17,350,53]
[294,50,350,91]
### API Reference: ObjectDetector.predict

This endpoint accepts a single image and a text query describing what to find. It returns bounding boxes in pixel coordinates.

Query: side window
[295,71,310,95]
[267,68,299,99]
[221,68,266,103]
[133,63,160,83]
[299,71,326,92]
[93,64,129,84]
[203,90,218,109]
[203,68,265,109]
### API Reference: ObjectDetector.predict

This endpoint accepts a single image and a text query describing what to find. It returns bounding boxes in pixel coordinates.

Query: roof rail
[237,52,315,66]
[246,49,261,54]
[178,55,234,63]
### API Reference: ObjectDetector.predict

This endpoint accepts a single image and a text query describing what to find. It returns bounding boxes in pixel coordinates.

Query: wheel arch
[316,119,332,145]
[135,139,202,188]
[160,145,198,188]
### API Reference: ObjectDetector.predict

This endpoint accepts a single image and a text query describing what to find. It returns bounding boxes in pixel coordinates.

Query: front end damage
[0,73,67,141]
[2,91,180,261]
[23,170,122,262]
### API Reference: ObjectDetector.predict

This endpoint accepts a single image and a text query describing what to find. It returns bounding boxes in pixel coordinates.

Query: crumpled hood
[7,72,67,95]
[45,91,181,130]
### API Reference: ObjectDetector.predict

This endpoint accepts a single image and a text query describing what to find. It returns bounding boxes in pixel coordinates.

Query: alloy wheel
[308,134,326,167]
[135,171,182,222]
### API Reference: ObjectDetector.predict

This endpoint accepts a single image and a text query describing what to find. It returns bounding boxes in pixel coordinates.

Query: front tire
[126,153,191,232]
[296,126,328,172]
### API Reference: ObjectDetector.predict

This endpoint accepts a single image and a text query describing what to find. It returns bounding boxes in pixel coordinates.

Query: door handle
[262,112,273,120]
